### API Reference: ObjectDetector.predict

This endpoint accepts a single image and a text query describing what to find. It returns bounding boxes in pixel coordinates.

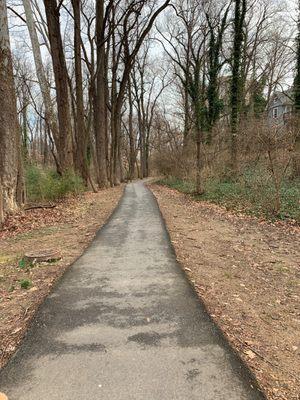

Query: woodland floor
[149,183,300,400]
[0,185,124,369]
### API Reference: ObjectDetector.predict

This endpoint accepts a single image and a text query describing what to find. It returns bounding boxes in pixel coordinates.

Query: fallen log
[24,250,61,263]
[24,204,56,211]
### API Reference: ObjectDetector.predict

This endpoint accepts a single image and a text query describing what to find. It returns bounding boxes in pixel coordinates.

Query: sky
[6,0,300,129]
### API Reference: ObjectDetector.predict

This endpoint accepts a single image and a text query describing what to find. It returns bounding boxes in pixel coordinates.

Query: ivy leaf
[18,258,26,269]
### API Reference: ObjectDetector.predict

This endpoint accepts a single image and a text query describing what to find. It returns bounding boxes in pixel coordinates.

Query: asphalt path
[0,181,265,400]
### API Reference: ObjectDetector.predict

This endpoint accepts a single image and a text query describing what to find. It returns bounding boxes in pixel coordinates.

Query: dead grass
[0,186,124,368]
[150,183,300,400]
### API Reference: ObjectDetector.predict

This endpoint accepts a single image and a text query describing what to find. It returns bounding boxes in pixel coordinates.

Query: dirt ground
[0,186,123,369]
[150,184,300,400]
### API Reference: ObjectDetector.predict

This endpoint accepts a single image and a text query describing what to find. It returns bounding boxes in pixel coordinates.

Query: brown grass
[0,186,124,368]
[150,183,300,400]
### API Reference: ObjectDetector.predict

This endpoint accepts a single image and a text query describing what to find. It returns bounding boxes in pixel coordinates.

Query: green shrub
[18,258,27,269]
[26,165,84,202]
[18,258,34,270]
[203,172,300,221]
[280,180,300,221]
[19,279,32,290]
[158,176,195,194]
[159,169,300,223]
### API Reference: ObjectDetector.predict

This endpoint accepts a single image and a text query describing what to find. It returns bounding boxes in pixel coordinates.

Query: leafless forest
[0,1,300,399]
[0,0,299,222]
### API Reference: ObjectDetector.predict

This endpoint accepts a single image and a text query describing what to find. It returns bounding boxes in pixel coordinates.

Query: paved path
[0,182,264,400]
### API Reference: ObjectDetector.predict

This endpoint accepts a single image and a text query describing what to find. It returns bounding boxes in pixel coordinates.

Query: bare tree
[293,0,300,177]
[108,0,171,184]
[158,0,210,192]
[43,0,74,172]
[0,0,23,223]
[22,0,61,171]
[131,45,168,178]
[72,0,89,184]
[230,0,247,171]
[94,0,110,187]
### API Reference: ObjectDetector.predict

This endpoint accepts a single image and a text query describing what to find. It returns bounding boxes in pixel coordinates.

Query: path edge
[147,183,267,400]
[0,185,126,371]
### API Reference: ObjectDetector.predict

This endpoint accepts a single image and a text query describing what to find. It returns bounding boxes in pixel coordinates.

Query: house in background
[268,90,294,125]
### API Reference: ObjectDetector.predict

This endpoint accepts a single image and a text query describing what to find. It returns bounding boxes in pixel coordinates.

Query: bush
[26,165,84,202]
[280,180,300,221]
[19,279,32,290]
[159,169,300,223]
[158,176,195,194]
[202,169,300,221]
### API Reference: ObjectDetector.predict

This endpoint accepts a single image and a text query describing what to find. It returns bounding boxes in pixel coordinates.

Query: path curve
[0,182,264,400]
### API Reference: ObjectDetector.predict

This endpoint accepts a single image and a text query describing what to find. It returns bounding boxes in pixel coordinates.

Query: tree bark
[293,3,300,177]
[206,11,225,139]
[72,0,89,184]
[0,0,21,222]
[183,81,190,150]
[195,133,204,194]
[21,78,29,160]
[127,78,136,180]
[230,0,247,172]
[43,0,74,172]
[94,0,109,187]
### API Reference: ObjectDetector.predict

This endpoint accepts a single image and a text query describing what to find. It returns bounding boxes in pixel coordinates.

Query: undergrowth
[26,165,84,202]
[158,172,300,223]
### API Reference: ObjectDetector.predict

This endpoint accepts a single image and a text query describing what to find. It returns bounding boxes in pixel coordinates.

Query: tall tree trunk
[23,0,61,172]
[16,125,26,205]
[183,29,191,151]
[195,131,204,194]
[140,123,147,178]
[43,0,74,172]
[293,2,300,177]
[145,129,150,177]
[110,18,120,185]
[230,0,246,172]
[128,78,135,180]
[140,73,147,178]
[21,78,29,160]
[0,0,22,222]
[94,0,108,187]
[110,108,121,185]
[72,0,89,184]
[183,81,190,150]
[191,62,206,194]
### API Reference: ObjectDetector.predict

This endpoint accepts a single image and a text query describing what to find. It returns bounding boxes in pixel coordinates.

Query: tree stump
[24,250,61,264]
